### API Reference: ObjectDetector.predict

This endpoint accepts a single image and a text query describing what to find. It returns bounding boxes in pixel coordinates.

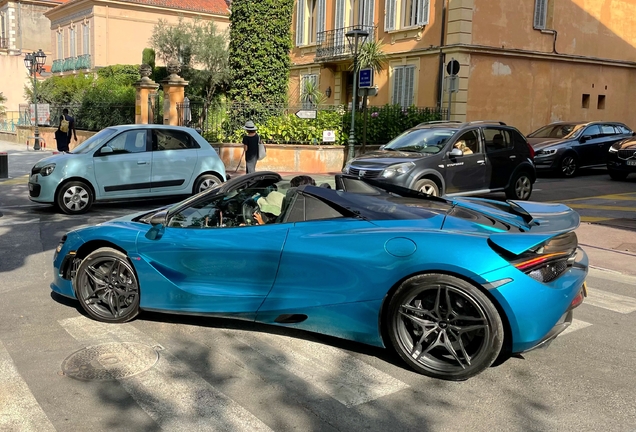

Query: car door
[443,129,487,193]
[594,124,623,164]
[136,191,289,315]
[575,124,603,167]
[150,128,200,194]
[93,129,151,197]
[483,127,518,189]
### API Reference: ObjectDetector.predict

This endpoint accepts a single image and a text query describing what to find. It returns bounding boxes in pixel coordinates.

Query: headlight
[536,148,557,156]
[381,162,415,178]
[609,145,619,153]
[55,235,67,258]
[40,163,56,176]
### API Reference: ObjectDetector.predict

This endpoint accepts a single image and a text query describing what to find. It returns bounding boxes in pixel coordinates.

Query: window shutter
[392,66,404,106]
[534,0,547,29]
[418,0,430,25]
[362,0,374,27]
[404,65,415,107]
[83,24,90,55]
[335,0,346,52]
[57,33,63,58]
[70,28,76,57]
[296,0,306,46]
[316,0,326,43]
[385,0,396,31]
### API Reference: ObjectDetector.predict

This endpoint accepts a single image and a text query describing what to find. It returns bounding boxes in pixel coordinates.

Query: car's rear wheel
[387,274,504,381]
[414,179,440,196]
[74,248,140,323]
[56,181,94,215]
[560,154,578,177]
[193,174,222,194]
[505,171,533,200]
[608,170,629,181]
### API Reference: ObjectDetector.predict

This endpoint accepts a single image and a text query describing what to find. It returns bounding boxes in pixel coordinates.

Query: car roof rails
[465,120,507,126]
[416,120,462,126]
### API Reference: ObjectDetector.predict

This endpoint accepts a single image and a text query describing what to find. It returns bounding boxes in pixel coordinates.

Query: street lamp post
[345,28,369,162]
[24,49,47,151]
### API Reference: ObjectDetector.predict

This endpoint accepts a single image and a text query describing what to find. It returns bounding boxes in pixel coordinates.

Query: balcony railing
[51,55,92,73]
[315,25,376,61]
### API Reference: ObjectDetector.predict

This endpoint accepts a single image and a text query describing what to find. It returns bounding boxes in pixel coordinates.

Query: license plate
[582,281,588,297]
[28,183,33,191]
[627,160,636,166]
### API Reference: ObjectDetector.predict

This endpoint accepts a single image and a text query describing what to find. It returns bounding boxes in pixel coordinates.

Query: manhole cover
[61,342,159,381]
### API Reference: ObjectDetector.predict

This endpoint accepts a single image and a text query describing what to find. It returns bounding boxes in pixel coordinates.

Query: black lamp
[344,28,369,162]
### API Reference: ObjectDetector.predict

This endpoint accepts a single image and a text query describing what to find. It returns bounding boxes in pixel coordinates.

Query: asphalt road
[1,144,636,432]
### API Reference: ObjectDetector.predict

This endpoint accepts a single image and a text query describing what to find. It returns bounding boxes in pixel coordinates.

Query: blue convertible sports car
[51,172,588,380]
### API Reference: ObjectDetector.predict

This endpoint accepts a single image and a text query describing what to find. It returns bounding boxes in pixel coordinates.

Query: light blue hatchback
[28,124,227,214]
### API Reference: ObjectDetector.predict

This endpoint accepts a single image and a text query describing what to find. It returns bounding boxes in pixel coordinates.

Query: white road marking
[59,316,272,432]
[0,339,56,432]
[561,319,592,336]
[0,217,40,227]
[233,330,409,408]
[584,287,636,314]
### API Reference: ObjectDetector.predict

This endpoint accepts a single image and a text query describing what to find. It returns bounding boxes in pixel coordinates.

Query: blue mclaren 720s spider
[51,172,588,380]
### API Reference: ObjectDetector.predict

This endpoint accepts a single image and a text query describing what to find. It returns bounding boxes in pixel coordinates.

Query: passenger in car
[290,175,316,187]
[454,140,474,155]
[254,190,285,225]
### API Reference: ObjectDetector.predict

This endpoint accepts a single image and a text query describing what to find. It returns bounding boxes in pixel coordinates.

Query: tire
[74,247,140,323]
[559,154,578,177]
[56,181,94,215]
[608,170,629,181]
[505,171,533,200]
[387,273,504,381]
[193,174,222,194]
[414,178,440,196]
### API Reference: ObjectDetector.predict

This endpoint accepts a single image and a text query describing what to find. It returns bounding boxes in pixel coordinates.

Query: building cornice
[45,0,228,20]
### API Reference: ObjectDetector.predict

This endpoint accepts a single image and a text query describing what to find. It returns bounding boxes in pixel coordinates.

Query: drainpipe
[436,0,448,109]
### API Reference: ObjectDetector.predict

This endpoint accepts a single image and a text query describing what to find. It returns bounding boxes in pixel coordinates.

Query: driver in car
[253,190,285,225]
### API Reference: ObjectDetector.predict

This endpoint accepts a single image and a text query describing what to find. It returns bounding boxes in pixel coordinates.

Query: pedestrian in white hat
[242,120,260,174]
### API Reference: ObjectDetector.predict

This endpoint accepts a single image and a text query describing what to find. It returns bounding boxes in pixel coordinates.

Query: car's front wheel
[74,247,140,323]
[56,181,94,214]
[414,179,440,196]
[505,171,533,200]
[560,154,578,177]
[387,274,504,380]
[193,173,222,194]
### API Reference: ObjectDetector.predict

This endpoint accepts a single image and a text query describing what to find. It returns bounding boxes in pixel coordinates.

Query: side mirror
[579,135,592,143]
[447,148,463,158]
[100,146,113,154]
[631,131,636,136]
[145,223,165,240]
[379,144,386,150]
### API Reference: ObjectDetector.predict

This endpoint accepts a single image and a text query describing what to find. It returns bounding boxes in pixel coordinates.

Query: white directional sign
[295,109,317,119]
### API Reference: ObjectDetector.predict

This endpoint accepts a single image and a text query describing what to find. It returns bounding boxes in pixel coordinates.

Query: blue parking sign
[359,68,373,88]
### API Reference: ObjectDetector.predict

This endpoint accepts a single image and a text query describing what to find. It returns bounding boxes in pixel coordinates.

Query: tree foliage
[228,0,294,108]
[150,17,230,109]
[0,92,7,117]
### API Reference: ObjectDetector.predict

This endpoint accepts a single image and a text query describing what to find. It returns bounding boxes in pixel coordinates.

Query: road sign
[445,75,459,93]
[359,68,374,88]
[358,87,378,97]
[446,59,460,76]
[322,130,336,142]
[295,109,317,119]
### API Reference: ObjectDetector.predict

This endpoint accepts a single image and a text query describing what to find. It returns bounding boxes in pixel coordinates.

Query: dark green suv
[344,121,536,200]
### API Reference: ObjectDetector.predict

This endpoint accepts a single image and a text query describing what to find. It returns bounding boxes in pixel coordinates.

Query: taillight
[527,142,535,159]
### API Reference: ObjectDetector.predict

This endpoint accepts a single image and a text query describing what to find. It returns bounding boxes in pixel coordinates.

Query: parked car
[28,125,227,214]
[343,121,536,200]
[51,172,588,380]
[528,121,633,177]
[607,136,636,180]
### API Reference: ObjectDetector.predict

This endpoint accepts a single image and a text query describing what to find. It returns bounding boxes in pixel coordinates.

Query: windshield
[384,128,457,154]
[528,124,584,139]
[70,128,118,154]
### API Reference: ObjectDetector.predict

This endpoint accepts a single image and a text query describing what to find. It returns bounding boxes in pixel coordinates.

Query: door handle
[509,155,516,160]
[137,161,148,165]
[477,160,486,165]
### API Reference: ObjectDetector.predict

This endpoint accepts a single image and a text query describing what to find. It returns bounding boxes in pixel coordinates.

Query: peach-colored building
[44,0,230,75]
[290,0,636,134]
[0,0,66,112]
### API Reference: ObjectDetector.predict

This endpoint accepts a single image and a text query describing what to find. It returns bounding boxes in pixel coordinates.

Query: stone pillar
[161,60,188,126]
[134,64,160,124]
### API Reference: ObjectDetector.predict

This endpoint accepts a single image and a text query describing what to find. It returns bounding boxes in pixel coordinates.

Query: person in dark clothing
[55,108,77,152]
[242,120,260,174]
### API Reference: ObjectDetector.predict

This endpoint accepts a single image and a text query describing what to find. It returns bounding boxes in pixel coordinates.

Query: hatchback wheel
[414,179,440,196]
[74,248,140,323]
[608,170,629,181]
[387,274,504,380]
[560,154,578,177]
[505,172,533,200]
[56,181,94,215]
[194,174,222,194]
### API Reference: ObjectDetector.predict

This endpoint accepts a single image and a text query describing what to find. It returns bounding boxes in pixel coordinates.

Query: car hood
[614,138,636,150]
[32,152,78,168]
[527,137,569,150]
[350,151,431,167]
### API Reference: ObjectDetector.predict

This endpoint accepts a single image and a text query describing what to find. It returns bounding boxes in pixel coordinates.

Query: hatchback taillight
[526,142,535,159]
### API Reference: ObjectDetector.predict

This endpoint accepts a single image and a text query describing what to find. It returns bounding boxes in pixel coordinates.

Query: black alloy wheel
[414,179,440,196]
[608,170,629,181]
[74,248,140,323]
[505,171,533,200]
[560,154,578,177]
[387,274,504,380]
